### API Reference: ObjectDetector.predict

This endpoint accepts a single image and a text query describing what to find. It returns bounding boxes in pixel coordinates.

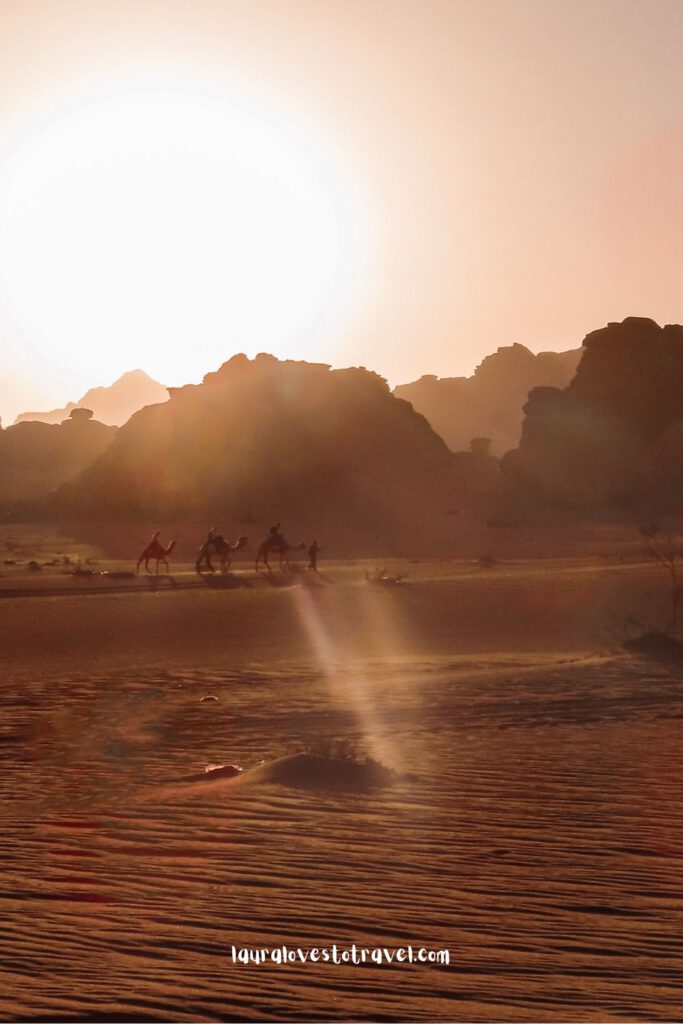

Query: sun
[0,75,368,393]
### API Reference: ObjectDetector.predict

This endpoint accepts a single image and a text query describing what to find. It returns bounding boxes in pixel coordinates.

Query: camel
[196,535,248,574]
[255,535,305,572]
[136,531,177,574]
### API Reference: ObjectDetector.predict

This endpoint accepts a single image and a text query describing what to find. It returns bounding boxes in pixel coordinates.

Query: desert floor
[1,545,683,1022]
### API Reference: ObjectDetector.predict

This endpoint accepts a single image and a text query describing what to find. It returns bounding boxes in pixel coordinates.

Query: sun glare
[0,76,368,393]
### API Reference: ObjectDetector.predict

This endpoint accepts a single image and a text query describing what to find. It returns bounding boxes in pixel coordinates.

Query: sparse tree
[639,523,682,633]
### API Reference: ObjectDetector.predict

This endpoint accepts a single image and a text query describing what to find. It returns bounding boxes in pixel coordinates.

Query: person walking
[308,539,321,571]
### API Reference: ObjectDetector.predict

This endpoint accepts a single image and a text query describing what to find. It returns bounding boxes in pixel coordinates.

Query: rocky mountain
[14,369,168,427]
[502,318,683,510]
[53,355,464,548]
[394,344,582,454]
[0,408,117,503]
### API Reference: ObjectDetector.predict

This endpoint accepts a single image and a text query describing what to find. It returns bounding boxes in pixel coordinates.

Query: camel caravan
[136,523,318,577]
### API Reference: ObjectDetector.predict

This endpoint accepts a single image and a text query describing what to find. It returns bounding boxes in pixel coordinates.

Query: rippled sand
[2,563,683,1021]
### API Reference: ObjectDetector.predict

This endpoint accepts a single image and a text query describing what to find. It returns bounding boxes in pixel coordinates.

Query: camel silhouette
[255,535,305,572]
[196,535,248,574]
[136,532,177,574]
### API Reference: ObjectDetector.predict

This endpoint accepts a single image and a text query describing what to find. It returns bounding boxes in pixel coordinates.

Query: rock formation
[14,369,168,427]
[0,409,117,503]
[449,437,501,502]
[53,355,463,546]
[394,344,581,454]
[502,318,683,510]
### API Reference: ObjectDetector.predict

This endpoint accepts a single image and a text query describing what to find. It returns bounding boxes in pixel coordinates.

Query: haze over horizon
[2,0,683,423]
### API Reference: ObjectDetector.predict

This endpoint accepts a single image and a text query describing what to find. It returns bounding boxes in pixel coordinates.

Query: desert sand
[1,543,683,1022]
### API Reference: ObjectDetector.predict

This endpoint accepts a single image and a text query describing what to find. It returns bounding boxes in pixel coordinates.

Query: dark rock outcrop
[451,437,501,499]
[394,344,581,454]
[503,318,683,509]
[53,355,462,544]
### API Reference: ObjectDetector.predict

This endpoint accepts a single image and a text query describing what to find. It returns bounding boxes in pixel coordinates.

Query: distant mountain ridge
[14,369,168,427]
[12,321,683,529]
[394,344,582,454]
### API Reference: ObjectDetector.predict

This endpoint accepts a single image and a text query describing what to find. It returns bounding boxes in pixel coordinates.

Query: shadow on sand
[202,573,252,589]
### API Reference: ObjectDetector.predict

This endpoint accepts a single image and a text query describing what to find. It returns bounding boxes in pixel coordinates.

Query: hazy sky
[1,0,683,422]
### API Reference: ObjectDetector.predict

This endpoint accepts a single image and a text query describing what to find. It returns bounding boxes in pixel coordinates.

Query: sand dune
[2,560,683,1021]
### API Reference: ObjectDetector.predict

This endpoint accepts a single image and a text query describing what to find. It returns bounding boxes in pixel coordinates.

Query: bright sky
[1,0,682,423]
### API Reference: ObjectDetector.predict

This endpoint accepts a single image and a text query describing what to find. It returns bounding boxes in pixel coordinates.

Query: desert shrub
[639,523,681,633]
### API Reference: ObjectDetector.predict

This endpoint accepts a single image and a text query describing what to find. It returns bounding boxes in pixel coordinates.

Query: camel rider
[198,527,217,571]
[269,523,283,549]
